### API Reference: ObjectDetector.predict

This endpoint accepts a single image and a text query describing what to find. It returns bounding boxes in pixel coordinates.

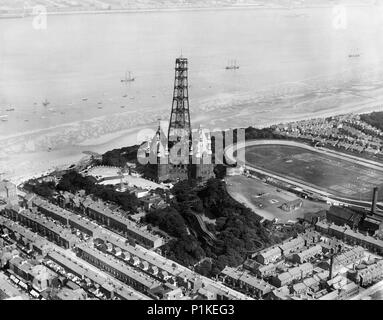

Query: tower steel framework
[168,57,192,151]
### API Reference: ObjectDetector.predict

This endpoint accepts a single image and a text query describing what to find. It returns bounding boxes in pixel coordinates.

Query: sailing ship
[42,99,50,107]
[225,60,240,70]
[121,71,135,83]
[349,49,360,58]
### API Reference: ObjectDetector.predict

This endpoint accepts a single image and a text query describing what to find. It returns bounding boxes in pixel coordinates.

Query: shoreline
[3,106,383,186]
[0,3,376,20]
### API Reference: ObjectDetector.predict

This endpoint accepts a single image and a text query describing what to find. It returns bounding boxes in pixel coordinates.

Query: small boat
[5,107,15,112]
[98,106,103,109]
[42,99,50,107]
[82,98,88,101]
[120,106,125,108]
[98,102,102,104]
[122,94,128,98]
[349,49,360,58]
[121,71,135,83]
[225,59,240,70]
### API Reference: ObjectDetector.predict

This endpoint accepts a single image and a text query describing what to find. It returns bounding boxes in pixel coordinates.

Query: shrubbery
[57,171,139,212]
[145,178,273,276]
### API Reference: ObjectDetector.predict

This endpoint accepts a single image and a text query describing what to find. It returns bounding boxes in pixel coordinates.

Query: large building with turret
[141,57,214,183]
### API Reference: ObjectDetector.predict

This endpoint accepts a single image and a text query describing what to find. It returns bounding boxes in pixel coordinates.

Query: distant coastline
[0,3,377,20]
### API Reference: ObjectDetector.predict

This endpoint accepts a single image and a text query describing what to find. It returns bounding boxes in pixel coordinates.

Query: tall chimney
[329,254,334,280]
[371,187,379,215]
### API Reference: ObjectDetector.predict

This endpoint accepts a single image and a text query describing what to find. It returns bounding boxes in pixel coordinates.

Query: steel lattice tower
[152,57,214,182]
[168,57,192,150]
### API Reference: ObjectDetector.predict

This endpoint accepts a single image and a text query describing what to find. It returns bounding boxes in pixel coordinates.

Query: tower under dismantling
[144,57,214,183]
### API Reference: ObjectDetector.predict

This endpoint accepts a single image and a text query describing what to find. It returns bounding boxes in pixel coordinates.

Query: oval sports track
[225,139,383,209]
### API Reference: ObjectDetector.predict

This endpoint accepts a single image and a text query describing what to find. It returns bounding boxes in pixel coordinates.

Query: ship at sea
[121,70,135,83]
[5,107,15,112]
[349,49,361,58]
[225,59,240,70]
[42,99,50,107]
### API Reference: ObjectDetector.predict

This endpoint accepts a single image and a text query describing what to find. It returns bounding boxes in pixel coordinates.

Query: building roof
[279,237,305,252]
[329,223,347,233]
[292,283,307,292]
[0,216,52,250]
[300,262,314,273]
[86,201,162,244]
[77,244,161,290]
[258,263,276,273]
[277,272,292,282]
[221,266,240,280]
[315,220,329,231]
[56,288,87,300]
[97,232,185,278]
[259,247,282,259]
[289,267,301,277]
[318,290,339,300]
[302,277,319,288]
[18,210,77,244]
[295,245,322,260]
[327,207,363,225]
[47,251,87,278]
[239,273,272,292]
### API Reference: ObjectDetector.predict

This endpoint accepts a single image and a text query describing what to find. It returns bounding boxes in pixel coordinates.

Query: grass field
[245,144,383,201]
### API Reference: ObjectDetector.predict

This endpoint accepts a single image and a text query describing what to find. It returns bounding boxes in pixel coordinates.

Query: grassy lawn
[245,144,383,201]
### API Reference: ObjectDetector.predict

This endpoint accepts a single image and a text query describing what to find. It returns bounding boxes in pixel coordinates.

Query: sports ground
[245,144,383,202]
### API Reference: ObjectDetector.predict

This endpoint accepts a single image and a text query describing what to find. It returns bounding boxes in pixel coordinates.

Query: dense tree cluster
[360,112,383,131]
[146,207,188,238]
[244,126,287,141]
[23,180,56,198]
[145,178,274,276]
[163,235,206,268]
[101,145,140,167]
[57,171,139,212]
